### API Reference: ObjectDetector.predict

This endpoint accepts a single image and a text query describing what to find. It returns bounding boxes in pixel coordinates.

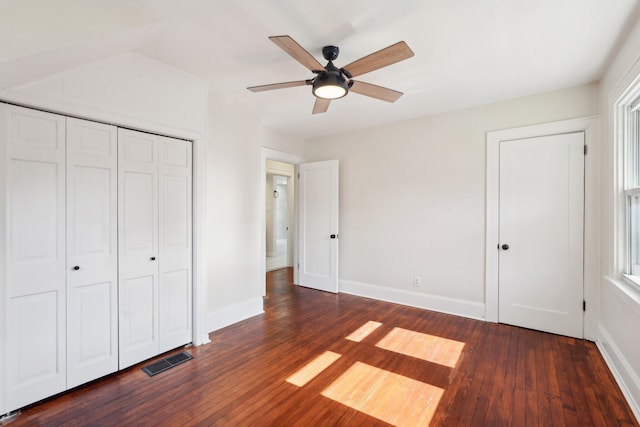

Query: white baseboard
[597,325,640,423]
[339,279,486,321]
[206,298,264,333]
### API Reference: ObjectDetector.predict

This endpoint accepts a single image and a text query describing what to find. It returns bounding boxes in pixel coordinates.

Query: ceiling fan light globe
[313,72,349,100]
[314,85,347,99]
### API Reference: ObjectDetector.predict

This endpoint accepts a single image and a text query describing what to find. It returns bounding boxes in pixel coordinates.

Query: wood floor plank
[540,332,564,426]
[6,267,639,427]
[483,324,516,426]
[511,327,528,426]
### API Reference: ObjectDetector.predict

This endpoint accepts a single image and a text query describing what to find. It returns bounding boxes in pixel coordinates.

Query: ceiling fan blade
[349,81,403,102]
[312,98,331,114]
[247,80,308,92]
[269,35,324,71]
[343,41,414,78]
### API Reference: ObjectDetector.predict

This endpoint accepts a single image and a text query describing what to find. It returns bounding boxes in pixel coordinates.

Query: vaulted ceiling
[1,0,639,137]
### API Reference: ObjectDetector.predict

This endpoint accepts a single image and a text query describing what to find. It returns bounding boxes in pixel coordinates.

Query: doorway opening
[260,148,305,297]
[265,160,295,272]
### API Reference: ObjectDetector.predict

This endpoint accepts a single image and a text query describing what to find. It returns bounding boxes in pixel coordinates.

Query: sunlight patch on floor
[322,361,444,426]
[376,327,465,368]
[345,321,382,342]
[286,351,342,387]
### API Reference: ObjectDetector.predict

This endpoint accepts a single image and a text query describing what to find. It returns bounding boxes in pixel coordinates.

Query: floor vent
[142,351,193,377]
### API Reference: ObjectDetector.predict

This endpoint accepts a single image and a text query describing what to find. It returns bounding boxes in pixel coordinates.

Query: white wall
[1,52,207,135]
[598,12,640,420]
[305,84,598,319]
[205,92,304,331]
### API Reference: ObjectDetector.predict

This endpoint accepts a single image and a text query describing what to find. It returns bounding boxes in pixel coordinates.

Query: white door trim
[260,148,305,296]
[486,116,599,339]
[191,131,209,346]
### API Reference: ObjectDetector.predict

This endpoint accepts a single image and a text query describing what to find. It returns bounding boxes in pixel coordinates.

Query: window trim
[622,273,640,289]
[625,187,640,276]
[616,74,640,293]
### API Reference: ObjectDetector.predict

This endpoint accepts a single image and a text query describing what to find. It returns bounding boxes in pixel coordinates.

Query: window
[624,95,640,284]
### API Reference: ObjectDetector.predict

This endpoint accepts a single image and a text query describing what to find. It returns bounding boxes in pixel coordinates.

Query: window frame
[619,82,640,291]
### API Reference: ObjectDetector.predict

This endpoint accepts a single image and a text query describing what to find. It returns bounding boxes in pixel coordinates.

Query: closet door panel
[7,292,61,407]
[123,275,155,343]
[123,172,155,249]
[3,105,66,412]
[159,137,192,351]
[163,270,190,334]
[118,129,159,369]
[66,118,118,388]
[9,161,59,265]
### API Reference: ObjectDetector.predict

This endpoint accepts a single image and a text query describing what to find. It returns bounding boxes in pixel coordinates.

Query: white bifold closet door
[158,136,192,351]
[118,129,159,368]
[3,105,67,411]
[66,118,119,388]
[118,129,192,369]
[1,105,193,413]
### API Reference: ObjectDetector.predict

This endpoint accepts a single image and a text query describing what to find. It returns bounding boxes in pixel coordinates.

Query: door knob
[150,256,156,261]
[501,244,510,250]
[330,234,337,239]
[73,265,80,271]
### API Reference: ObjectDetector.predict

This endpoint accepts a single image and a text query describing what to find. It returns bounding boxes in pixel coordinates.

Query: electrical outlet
[413,276,421,287]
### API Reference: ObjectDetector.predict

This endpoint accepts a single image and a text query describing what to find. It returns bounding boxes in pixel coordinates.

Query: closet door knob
[150,256,156,261]
[73,265,80,271]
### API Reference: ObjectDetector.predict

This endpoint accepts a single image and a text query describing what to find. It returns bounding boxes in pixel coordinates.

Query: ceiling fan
[247,35,414,114]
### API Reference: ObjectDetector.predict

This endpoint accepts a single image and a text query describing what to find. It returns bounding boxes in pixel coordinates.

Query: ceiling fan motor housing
[322,45,340,61]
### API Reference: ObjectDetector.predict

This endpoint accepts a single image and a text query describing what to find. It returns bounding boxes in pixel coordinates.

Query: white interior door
[158,136,192,352]
[66,118,118,388]
[498,132,584,338]
[298,160,339,293]
[2,105,67,411]
[118,129,159,368]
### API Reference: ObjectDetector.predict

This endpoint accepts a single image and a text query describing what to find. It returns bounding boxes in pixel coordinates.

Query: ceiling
[1,0,639,137]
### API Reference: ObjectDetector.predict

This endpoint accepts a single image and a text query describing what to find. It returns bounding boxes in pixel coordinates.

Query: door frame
[485,116,599,339]
[260,148,305,296]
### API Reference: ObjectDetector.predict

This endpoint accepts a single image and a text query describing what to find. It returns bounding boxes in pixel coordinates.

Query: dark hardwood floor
[5,268,638,426]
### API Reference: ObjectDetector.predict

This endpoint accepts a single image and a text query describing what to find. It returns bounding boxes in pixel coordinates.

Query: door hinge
[584,145,587,155]
[583,300,586,311]
[298,172,300,179]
